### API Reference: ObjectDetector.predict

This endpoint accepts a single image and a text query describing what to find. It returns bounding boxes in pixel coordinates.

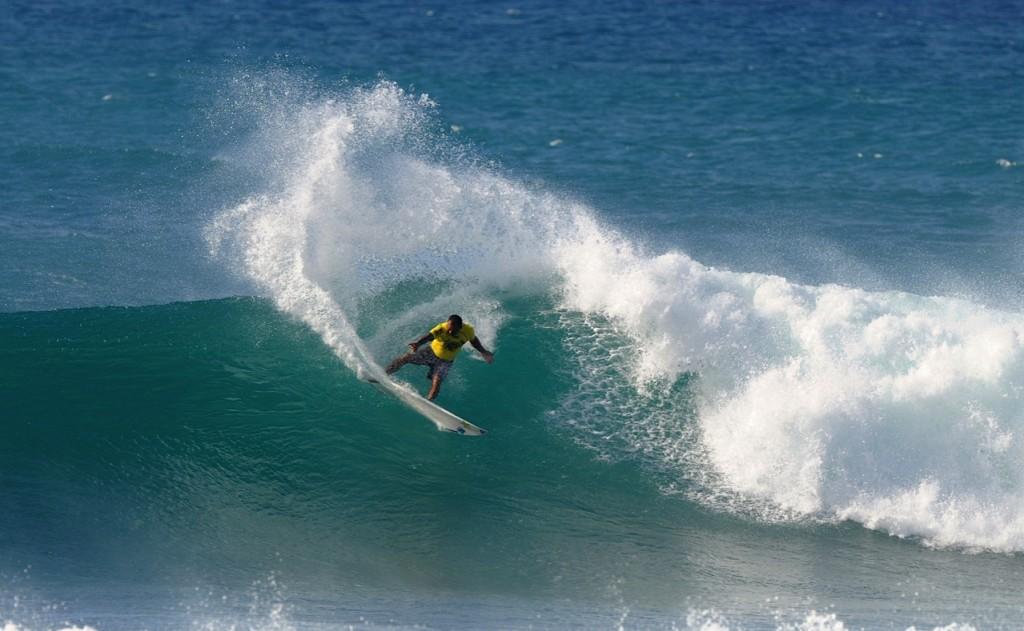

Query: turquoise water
[3,2,1024,629]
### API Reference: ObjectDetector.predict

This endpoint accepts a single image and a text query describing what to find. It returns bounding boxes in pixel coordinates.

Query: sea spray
[205,80,576,372]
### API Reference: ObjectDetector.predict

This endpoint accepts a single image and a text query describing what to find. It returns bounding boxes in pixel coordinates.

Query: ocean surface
[3,1,1024,629]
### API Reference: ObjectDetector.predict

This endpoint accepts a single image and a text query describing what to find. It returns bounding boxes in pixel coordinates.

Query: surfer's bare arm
[409,333,434,352]
[470,337,494,364]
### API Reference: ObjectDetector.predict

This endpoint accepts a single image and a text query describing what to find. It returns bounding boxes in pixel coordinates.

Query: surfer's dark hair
[448,314,463,329]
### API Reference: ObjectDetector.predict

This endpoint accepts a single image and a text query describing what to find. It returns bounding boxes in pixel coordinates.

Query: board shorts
[406,345,453,382]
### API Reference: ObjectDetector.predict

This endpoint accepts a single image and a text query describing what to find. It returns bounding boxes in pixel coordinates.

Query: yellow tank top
[430,322,475,361]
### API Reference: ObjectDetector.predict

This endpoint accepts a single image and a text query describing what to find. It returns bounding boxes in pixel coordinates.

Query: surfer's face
[446,320,461,335]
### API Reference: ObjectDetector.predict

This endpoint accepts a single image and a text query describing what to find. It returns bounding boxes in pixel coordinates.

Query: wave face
[0,297,735,621]
[200,80,1024,554]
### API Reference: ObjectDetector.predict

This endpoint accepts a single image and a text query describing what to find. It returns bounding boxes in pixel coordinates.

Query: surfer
[386,314,494,400]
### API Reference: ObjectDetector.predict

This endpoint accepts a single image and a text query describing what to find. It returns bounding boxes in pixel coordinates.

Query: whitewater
[204,80,1024,555]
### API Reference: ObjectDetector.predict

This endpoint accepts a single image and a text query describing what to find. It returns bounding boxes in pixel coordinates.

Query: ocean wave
[204,78,1024,552]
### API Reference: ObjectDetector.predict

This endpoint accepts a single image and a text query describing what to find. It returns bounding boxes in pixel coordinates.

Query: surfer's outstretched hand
[482,350,494,364]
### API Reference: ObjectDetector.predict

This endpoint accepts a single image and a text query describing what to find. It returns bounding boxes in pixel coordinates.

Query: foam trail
[206,79,1024,552]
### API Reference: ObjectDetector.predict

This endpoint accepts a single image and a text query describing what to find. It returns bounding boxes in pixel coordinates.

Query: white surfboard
[362,371,488,436]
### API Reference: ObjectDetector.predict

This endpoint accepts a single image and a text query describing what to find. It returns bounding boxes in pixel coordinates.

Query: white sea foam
[2,623,97,631]
[561,234,1024,550]
[206,79,1024,552]
[683,609,977,631]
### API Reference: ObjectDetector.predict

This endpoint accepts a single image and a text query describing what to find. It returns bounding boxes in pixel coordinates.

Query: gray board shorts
[407,345,453,381]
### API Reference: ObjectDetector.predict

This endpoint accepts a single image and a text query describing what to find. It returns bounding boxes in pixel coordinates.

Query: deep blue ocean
[3,1,1024,629]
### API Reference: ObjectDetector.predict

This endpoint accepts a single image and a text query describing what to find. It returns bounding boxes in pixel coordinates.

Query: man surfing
[386,314,494,401]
